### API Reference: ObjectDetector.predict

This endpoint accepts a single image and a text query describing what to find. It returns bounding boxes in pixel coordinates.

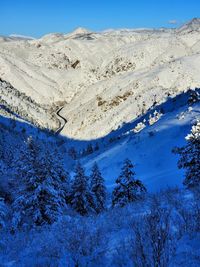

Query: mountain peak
[177,17,200,33]
[188,17,200,23]
[70,27,92,35]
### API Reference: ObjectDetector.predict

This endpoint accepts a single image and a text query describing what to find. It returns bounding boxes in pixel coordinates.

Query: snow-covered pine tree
[12,137,67,228]
[0,130,4,160]
[0,131,6,199]
[173,121,200,188]
[68,147,77,160]
[0,129,13,168]
[94,143,99,151]
[71,162,94,215]
[0,160,9,202]
[50,146,71,204]
[90,162,106,213]
[0,129,14,202]
[112,159,146,207]
[86,144,93,155]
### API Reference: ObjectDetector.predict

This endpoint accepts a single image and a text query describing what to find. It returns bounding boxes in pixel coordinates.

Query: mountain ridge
[0,18,200,140]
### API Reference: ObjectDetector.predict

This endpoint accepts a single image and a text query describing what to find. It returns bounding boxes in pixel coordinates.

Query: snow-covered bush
[148,110,163,125]
[133,121,146,133]
[188,89,200,105]
[177,111,185,120]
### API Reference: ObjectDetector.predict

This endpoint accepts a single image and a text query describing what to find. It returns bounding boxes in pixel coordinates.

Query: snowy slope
[1,19,200,139]
[82,93,200,192]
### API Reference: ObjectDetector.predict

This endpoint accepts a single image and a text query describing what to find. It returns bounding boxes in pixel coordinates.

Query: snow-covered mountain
[1,18,200,139]
[177,17,200,34]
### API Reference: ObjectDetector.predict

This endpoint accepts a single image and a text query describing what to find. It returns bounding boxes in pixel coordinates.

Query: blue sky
[1,0,200,37]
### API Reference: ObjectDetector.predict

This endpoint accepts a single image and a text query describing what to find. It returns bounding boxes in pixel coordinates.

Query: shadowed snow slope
[81,92,200,192]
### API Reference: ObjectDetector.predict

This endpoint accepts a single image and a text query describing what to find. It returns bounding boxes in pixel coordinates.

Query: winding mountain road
[55,106,67,134]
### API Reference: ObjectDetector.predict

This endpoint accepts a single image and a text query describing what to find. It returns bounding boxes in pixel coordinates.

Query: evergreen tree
[86,144,93,155]
[71,162,94,215]
[112,159,146,207]
[173,121,200,188]
[0,160,10,202]
[90,162,106,213]
[12,137,67,228]
[50,146,71,204]
[68,147,77,160]
[0,130,13,168]
[0,197,7,229]
[0,130,14,202]
[94,143,99,151]
[0,130,4,160]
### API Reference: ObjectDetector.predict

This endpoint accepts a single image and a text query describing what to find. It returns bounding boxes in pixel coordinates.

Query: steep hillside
[0,79,59,130]
[81,90,200,191]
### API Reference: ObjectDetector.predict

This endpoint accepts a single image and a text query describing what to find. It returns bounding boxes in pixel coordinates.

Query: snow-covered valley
[1,18,200,139]
[1,19,200,190]
[1,18,200,267]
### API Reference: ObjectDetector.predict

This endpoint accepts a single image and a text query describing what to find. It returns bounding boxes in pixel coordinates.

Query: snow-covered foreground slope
[1,186,200,267]
[1,18,200,138]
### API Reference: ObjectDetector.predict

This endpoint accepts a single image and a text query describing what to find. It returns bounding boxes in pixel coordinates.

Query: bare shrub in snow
[132,196,175,267]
